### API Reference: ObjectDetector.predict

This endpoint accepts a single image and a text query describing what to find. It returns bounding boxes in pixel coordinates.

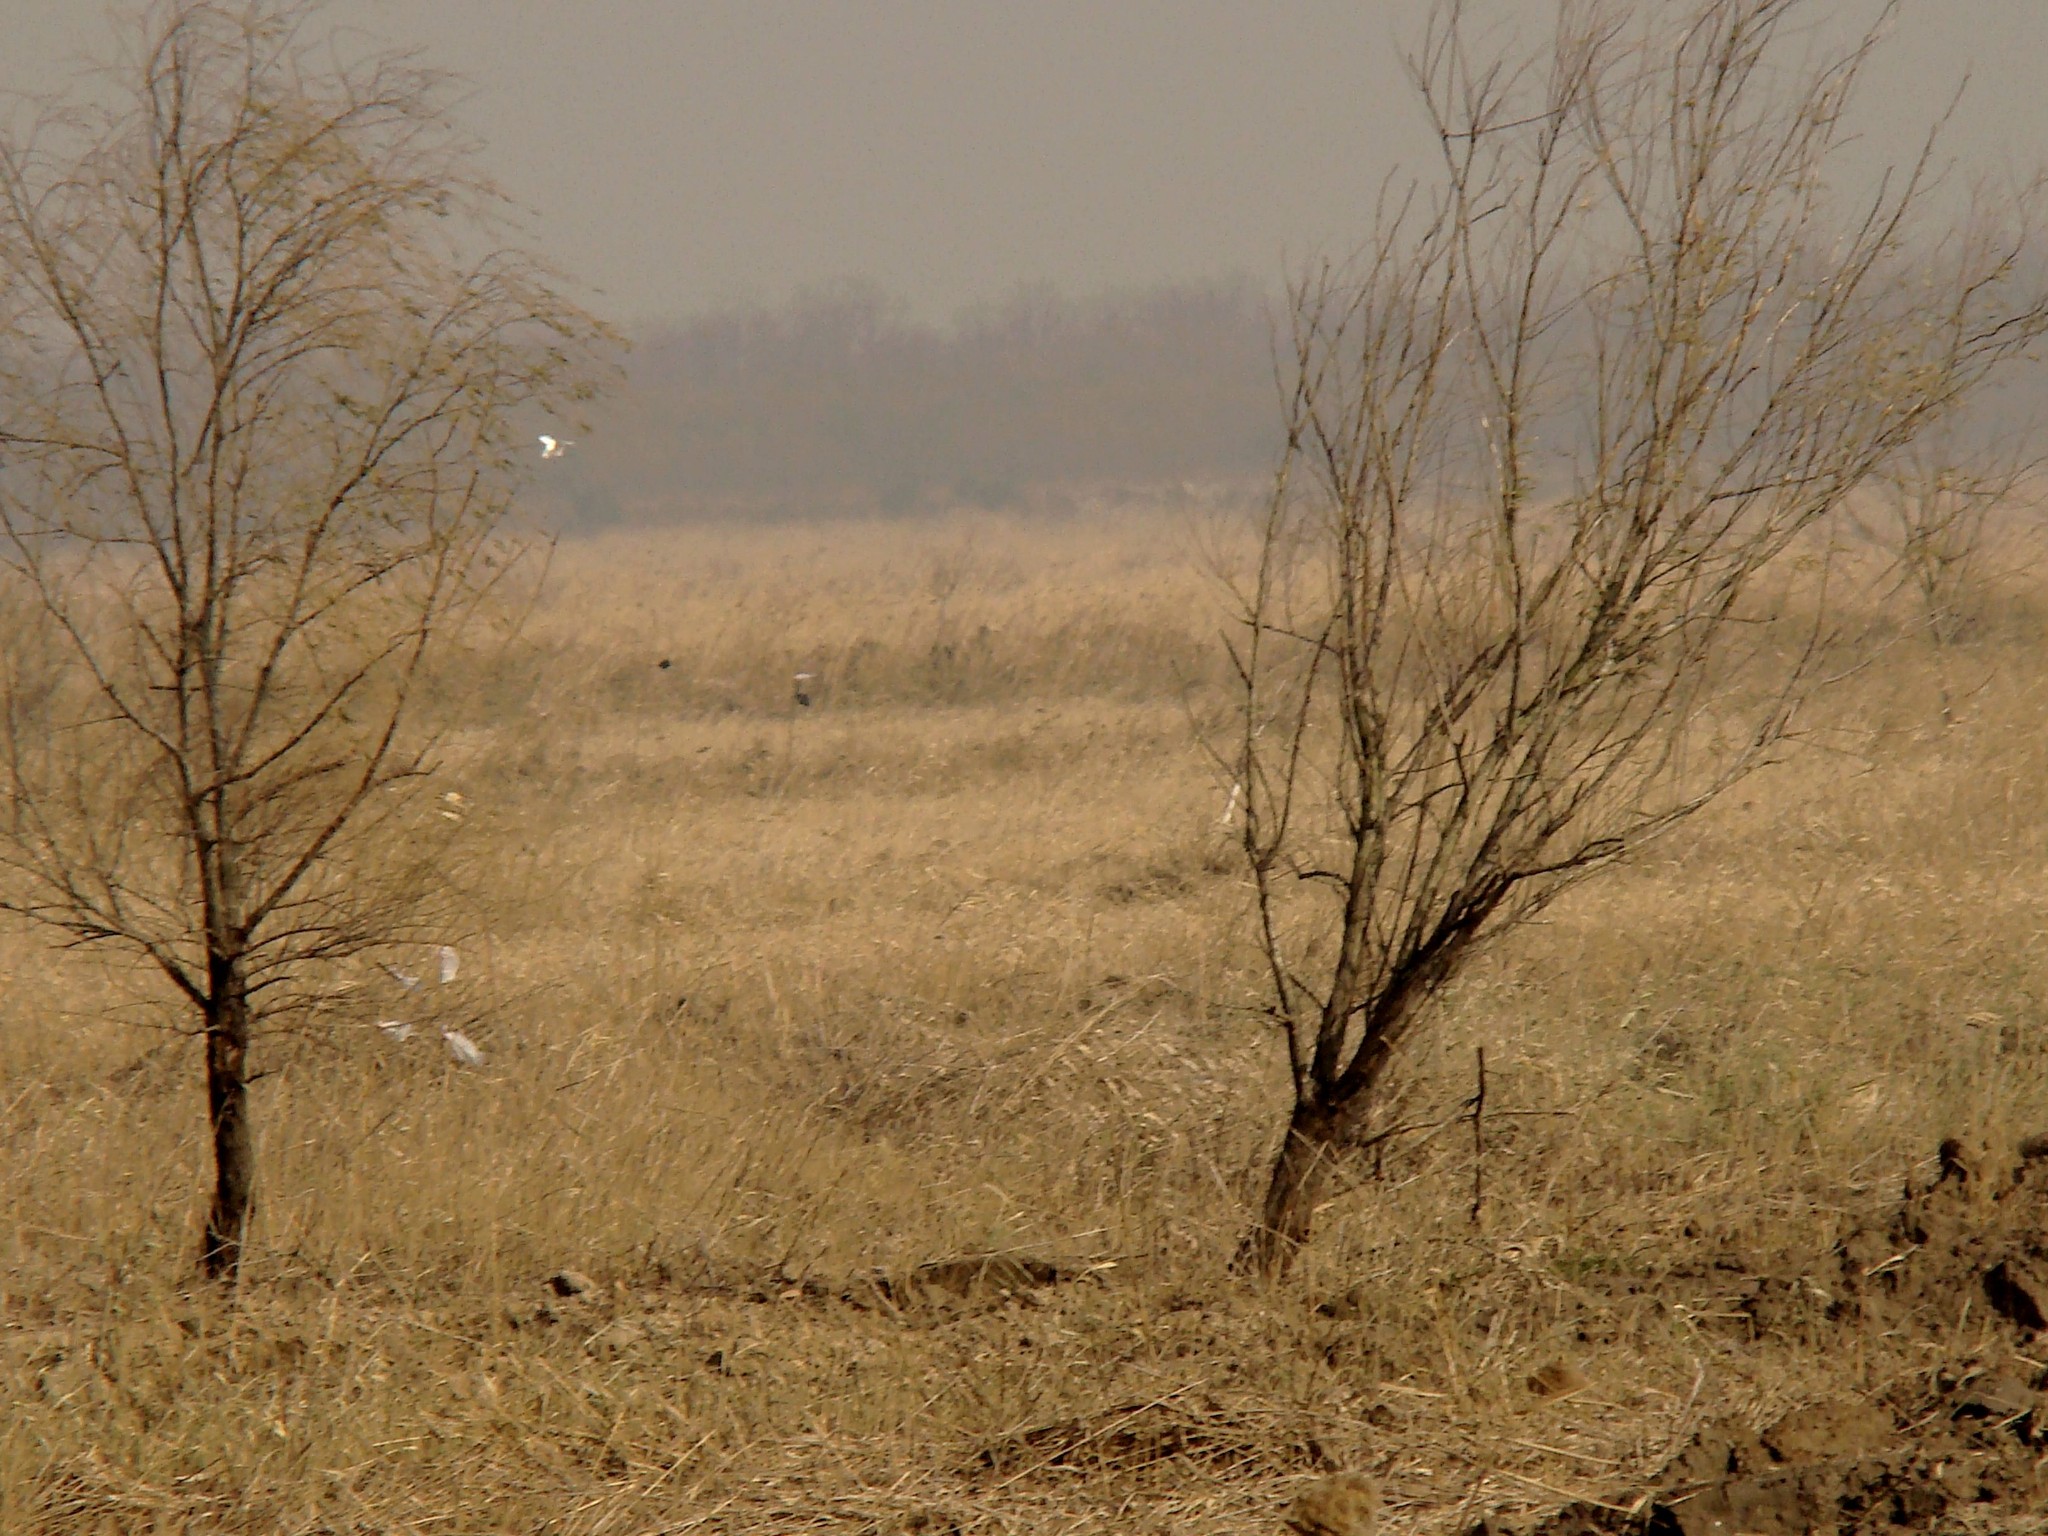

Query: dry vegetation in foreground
[6,510,2048,1533]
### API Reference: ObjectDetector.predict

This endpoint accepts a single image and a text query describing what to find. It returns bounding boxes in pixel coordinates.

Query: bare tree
[0,1,607,1280]
[1224,0,2048,1276]
[1853,412,2040,723]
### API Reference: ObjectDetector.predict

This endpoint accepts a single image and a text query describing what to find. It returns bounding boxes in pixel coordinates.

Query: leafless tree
[0,1,608,1280]
[1853,412,2040,723]
[1224,0,2048,1276]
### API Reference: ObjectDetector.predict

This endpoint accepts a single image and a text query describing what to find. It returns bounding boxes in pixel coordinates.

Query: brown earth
[1468,1136,2048,1535]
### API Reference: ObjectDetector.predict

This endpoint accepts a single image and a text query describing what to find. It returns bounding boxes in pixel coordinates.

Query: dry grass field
[6,507,2048,1534]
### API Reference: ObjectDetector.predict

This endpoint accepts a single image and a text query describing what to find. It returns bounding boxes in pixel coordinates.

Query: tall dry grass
[4,508,2047,1533]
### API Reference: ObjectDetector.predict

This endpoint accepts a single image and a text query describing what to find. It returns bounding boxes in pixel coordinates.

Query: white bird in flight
[442,1027,485,1067]
[538,434,574,460]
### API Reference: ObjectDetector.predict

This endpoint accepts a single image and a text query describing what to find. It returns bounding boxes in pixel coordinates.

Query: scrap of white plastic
[385,964,420,991]
[442,1027,485,1067]
[438,946,459,984]
[1219,780,1243,828]
[376,1019,413,1042]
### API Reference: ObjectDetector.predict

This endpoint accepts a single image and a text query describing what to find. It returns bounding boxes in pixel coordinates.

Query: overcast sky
[5,2,2044,325]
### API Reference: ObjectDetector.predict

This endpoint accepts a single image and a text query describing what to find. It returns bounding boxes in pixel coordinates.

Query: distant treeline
[537,278,1279,526]
[537,268,2048,530]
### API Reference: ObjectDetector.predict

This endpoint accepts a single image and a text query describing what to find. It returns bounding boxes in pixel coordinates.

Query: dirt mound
[1835,1136,2048,1337]
[1472,1378,2043,1536]
[844,1253,1077,1315]
[905,1254,1066,1300]
[976,1393,1327,1480]
[1467,1138,2048,1534]
[1287,1472,1379,1536]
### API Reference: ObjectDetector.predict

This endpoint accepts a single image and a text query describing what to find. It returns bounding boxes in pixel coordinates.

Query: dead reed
[4,509,2046,1533]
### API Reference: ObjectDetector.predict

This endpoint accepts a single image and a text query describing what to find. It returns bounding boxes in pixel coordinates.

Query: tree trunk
[1235,1099,1349,1278]
[200,959,254,1281]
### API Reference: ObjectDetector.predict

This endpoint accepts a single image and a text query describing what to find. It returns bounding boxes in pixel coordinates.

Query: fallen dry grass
[5,508,2048,1533]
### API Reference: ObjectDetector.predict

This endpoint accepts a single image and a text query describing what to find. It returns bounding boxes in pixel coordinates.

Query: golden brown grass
[5,508,2048,1533]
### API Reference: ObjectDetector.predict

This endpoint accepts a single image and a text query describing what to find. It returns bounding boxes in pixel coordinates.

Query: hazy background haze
[6,1,2042,522]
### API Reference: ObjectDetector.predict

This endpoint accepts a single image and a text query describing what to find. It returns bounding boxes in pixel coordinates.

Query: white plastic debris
[376,1019,413,1042]
[442,1027,485,1067]
[438,946,459,984]
[1219,780,1243,828]
[385,964,420,991]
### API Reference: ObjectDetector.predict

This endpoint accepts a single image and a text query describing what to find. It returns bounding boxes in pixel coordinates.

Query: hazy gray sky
[6,2,2044,324]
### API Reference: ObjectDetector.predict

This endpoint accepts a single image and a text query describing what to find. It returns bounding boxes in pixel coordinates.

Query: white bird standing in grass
[438,946,459,984]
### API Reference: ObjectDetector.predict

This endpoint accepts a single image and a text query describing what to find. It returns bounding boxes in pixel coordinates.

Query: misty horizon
[10,2,2043,528]
[536,272,1282,527]
[7,3,2043,326]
